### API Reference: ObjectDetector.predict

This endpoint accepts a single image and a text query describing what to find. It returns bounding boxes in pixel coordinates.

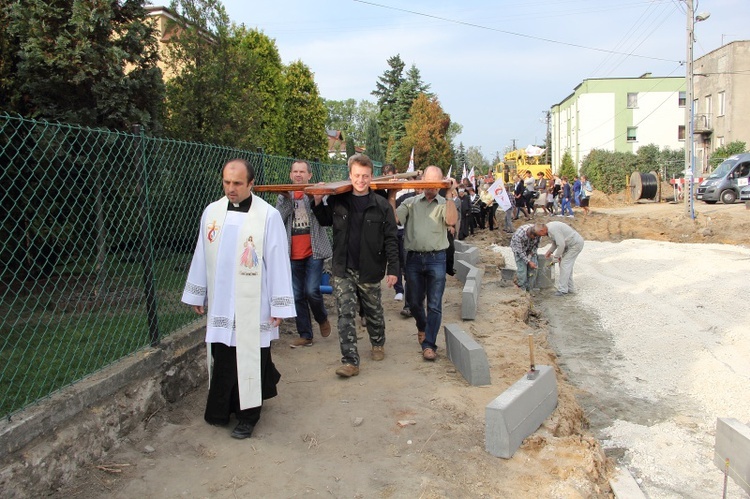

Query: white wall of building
[631,91,684,152]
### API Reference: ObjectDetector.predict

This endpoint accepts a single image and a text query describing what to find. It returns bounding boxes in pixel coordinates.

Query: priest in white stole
[182,158,295,439]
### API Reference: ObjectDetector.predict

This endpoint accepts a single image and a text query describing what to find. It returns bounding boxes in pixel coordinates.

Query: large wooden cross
[254,171,450,195]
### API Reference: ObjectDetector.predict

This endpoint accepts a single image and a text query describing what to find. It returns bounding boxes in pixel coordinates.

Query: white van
[696,153,750,204]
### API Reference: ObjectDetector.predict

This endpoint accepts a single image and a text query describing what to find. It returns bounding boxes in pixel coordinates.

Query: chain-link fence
[0,113,361,419]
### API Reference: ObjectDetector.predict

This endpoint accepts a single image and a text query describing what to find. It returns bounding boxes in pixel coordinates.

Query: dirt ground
[53,193,749,499]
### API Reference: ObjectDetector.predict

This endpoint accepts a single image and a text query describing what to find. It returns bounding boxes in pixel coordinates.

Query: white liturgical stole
[203,197,267,408]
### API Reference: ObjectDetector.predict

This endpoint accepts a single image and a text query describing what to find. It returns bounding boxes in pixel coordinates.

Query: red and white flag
[489,178,512,212]
[406,147,415,172]
[446,165,452,179]
[461,164,467,182]
[468,166,476,189]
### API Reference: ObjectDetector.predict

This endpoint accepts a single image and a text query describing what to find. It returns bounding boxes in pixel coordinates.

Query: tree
[323,98,378,146]
[345,136,356,159]
[2,0,164,130]
[559,150,577,180]
[455,143,467,172]
[635,144,683,179]
[466,146,489,174]
[371,54,405,109]
[580,149,635,194]
[371,54,405,156]
[491,151,503,167]
[163,5,287,152]
[231,26,286,154]
[282,60,327,160]
[364,116,384,163]
[162,0,233,143]
[709,140,747,168]
[324,98,358,139]
[163,5,286,152]
[397,94,452,171]
[387,64,432,160]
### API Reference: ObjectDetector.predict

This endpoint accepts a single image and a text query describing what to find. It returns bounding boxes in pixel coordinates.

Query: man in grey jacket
[538,221,584,296]
[276,160,333,347]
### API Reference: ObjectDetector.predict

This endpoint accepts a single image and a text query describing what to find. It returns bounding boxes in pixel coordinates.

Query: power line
[353,0,681,63]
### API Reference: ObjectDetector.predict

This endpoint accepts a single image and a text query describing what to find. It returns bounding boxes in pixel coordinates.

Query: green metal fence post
[133,124,160,346]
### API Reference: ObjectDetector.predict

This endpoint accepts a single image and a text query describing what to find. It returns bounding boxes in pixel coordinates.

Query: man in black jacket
[312,154,399,378]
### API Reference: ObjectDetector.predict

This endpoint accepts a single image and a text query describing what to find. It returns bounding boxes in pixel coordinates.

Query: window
[678,91,686,107]
[627,127,637,142]
[705,95,712,115]
[717,136,725,147]
[718,91,726,116]
[678,125,685,141]
[627,93,638,108]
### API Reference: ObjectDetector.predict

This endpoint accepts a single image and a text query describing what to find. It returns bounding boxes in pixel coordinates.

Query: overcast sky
[219,0,748,161]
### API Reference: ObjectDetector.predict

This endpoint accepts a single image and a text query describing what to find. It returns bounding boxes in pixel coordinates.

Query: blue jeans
[561,197,573,216]
[291,257,327,339]
[514,254,538,292]
[405,250,447,351]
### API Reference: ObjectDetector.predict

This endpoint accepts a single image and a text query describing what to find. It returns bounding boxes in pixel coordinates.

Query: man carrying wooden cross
[391,166,458,361]
[311,154,399,378]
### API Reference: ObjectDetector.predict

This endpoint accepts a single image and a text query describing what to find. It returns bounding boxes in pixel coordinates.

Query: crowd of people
[180,155,587,439]
[511,171,593,221]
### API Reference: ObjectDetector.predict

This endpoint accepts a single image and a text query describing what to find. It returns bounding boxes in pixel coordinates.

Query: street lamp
[684,1,710,218]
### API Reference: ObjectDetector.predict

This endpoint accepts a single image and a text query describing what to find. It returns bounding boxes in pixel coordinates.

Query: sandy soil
[53,193,749,498]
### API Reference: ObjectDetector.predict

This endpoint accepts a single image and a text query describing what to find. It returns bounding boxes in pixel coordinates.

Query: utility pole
[511,138,517,151]
[684,0,695,218]
[684,1,710,218]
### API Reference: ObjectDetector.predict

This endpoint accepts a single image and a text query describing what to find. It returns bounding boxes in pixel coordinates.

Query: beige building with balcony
[692,40,750,171]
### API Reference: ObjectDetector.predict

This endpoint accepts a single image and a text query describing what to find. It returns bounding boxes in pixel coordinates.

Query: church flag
[406,147,415,172]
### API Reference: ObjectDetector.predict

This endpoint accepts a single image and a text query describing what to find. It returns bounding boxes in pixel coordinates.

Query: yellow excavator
[493,147,552,181]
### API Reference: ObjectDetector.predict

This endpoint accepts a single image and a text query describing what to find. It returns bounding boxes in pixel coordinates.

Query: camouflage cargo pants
[333,268,385,366]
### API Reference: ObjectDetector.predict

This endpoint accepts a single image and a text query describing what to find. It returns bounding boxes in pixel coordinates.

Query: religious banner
[489,178,512,212]
[406,147,415,172]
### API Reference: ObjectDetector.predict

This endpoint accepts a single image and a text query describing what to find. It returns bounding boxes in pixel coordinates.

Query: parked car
[740,185,750,201]
[696,153,750,204]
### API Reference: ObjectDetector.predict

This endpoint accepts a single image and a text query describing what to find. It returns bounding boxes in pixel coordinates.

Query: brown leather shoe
[319,320,331,338]
[335,364,359,377]
[290,337,313,348]
[417,331,425,344]
[422,348,436,361]
[371,345,385,361]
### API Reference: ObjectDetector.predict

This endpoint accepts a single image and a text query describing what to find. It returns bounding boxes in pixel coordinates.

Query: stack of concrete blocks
[714,417,750,495]
[443,324,490,386]
[485,365,558,459]
[452,240,483,320]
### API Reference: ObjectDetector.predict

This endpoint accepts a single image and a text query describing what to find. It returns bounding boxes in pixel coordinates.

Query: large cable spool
[630,171,660,201]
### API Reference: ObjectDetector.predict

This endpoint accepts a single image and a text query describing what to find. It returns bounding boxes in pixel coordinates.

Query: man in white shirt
[537,221,585,296]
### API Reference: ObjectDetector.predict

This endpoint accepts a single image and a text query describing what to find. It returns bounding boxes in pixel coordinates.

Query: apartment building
[550,74,686,171]
[692,40,750,171]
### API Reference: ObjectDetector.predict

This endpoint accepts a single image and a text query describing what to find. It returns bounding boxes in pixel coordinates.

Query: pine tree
[364,116,384,163]
[2,0,164,130]
[371,54,405,159]
[560,150,577,180]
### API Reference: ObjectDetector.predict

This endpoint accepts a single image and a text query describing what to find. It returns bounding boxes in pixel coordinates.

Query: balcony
[693,113,712,134]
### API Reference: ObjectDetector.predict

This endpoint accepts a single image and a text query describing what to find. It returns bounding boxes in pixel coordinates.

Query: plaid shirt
[510,224,540,264]
[276,194,333,260]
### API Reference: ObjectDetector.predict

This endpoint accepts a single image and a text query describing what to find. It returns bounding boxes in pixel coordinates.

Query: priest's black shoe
[231,421,255,439]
